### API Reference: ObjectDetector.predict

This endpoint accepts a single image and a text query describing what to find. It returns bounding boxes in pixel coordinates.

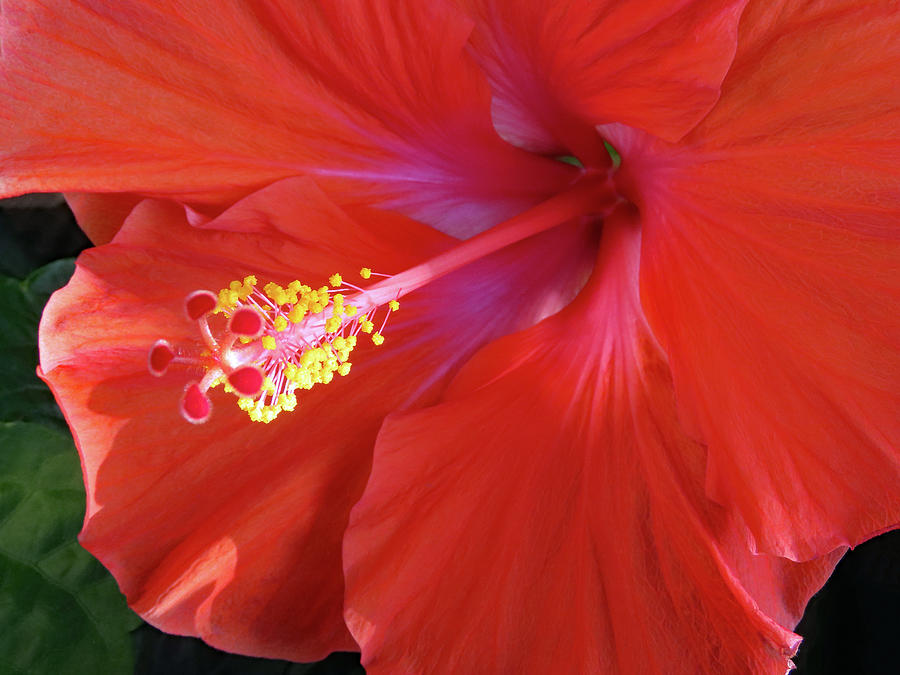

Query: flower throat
[150,172,620,424]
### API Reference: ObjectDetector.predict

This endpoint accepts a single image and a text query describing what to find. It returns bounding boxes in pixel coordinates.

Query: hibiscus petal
[64,193,143,246]
[459,0,747,157]
[344,214,839,673]
[604,1,900,560]
[39,177,598,660]
[1,0,571,237]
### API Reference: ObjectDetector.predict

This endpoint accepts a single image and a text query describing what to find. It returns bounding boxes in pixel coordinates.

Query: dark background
[2,195,897,674]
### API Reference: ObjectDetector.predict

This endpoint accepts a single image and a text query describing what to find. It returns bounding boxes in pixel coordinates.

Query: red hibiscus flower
[3,1,898,673]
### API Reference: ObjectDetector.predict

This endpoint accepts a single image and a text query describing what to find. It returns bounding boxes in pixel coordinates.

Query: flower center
[150,172,620,424]
[150,268,400,424]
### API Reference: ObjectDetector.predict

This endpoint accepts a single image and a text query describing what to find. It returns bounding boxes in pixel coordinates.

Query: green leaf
[0,260,75,429]
[0,422,140,674]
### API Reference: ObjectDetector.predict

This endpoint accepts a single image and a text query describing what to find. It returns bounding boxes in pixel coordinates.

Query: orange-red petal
[64,193,143,246]
[604,0,900,560]
[39,177,599,660]
[344,213,839,673]
[2,0,571,237]
[459,0,747,158]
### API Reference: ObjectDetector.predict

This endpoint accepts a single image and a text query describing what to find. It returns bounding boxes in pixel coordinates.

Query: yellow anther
[278,393,297,411]
[218,288,239,310]
[211,271,400,425]
[289,306,307,323]
[263,282,290,306]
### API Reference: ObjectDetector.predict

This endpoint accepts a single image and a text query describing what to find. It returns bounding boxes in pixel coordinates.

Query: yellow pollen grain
[325,316,342,333]
[274,315,288,332]
[360,267,372,279]
[371,332,384,346]
[262,335,277,350]
[338,362,352,376]
[329,273,343,287]
[388,300,400,311]
[289,306,307,323]
[344,305,357,317]
[360,319,374,333]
